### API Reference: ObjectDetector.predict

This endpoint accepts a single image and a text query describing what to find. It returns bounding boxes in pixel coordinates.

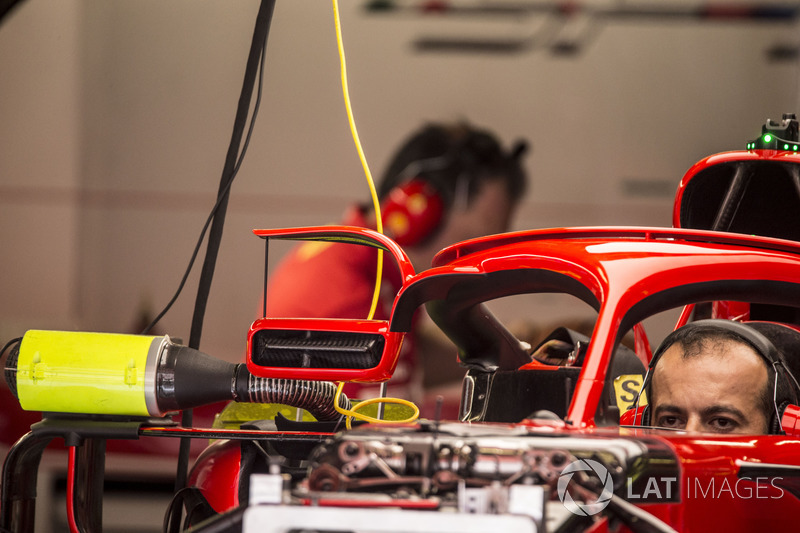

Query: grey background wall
[1,1,799,363]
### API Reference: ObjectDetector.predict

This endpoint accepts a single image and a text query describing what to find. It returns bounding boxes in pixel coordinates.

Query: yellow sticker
[296,240,334,262]
[613,374,647,413]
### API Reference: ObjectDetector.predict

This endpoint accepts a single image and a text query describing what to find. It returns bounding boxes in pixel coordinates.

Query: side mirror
[246,317,404,383]
[250,226,417,383]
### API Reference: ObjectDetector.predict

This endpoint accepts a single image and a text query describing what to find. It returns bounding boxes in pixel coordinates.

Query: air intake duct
[4,330,349,421]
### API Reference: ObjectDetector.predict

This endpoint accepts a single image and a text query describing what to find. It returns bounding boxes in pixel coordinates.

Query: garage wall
[0,0,82,337]
[1,1,799,361]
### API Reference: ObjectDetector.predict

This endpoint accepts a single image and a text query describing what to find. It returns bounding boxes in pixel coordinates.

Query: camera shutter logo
[557,459,614,516]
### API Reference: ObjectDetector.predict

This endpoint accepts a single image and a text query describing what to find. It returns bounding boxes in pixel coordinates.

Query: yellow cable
[332,0,382,321]
[334,382,420,429]
[331,1,419,427]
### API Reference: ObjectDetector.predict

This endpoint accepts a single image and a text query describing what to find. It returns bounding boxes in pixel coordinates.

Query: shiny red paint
[672,149,800,229]
[643,433,800,532]
[246,226,415,383]
[187,221,800,530]
[14,146,800,531]
[402,217,800,530]
[246,317,405,382]
[252,226,417,285]
[418,227,800,428]
[255,227,800,396]
[186,439,243,513]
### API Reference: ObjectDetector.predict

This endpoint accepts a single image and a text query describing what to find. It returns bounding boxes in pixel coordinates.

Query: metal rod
[376,382,388,420]
[263,238,270,318]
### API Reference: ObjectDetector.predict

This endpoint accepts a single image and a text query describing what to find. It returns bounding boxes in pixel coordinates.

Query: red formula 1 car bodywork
[186,226,800,533]
[5,118,800,533]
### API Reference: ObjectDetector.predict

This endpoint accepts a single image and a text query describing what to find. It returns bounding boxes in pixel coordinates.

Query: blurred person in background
[265,121,528,414]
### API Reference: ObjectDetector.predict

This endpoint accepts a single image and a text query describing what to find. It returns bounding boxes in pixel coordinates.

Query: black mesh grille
[4,343,19,399]
[251,330,384,369]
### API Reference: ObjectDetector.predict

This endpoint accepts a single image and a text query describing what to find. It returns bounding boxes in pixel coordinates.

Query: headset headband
[381,127,527,204]
[647,319,781,372]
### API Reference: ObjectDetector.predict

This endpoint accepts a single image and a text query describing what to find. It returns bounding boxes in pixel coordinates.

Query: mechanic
[265,121,528,404]
[646,319,798,434]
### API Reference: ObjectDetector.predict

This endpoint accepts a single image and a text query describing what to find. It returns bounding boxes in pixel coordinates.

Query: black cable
[169,5,277,533]
[187,0,275,352]
[711,163,753,232]
[163,487,192,533]
[141,26,268,337]
[0,0,26,26]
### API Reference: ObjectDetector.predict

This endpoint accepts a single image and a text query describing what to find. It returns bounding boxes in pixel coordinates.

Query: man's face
[650,339,770,434]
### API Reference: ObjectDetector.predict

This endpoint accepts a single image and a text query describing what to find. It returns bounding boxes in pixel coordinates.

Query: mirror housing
[246,317,404,382]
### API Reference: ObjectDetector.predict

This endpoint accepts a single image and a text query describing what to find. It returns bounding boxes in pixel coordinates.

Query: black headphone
[379,127,528,247]
[635,319,800,434]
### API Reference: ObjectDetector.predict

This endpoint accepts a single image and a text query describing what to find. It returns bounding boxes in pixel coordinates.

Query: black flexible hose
[240,374,351,421]
[154,345,350,422]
